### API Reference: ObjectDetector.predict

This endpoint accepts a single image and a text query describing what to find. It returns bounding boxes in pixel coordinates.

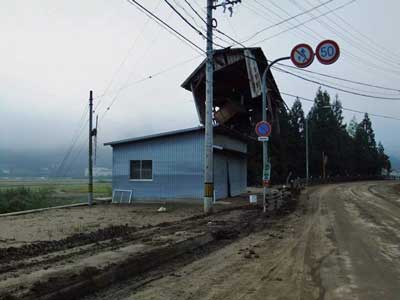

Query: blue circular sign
[255,121,272,137]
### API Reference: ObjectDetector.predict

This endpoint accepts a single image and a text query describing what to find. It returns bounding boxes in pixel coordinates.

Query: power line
[276,62,400,93]
[98,55,203,120]
[99,0,211,120]
[248,0,356,46]
[281,91,400,121]
[248,0,400,79]
[188,17,400,101]
[54,2,163,178]
[53,106,88,177]
[318,0,400,62]
[126,0,205,54]
[173,0,203,28]
[290,0,400,72]
[242,0,334,43]
[273,66,400,100]
[95,1,163,112]
[284,69,399,97]
[163,0,226,48]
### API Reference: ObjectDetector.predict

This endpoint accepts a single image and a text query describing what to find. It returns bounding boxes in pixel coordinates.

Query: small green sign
[263,162,271,181]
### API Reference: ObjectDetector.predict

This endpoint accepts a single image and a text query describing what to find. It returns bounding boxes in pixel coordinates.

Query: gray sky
[1,0,400,161]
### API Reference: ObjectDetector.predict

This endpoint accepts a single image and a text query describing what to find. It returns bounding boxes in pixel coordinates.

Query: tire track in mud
[0,207,250,280]
[0,202,299,300]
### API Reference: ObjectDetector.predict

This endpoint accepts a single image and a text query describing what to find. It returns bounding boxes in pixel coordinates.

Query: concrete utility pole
[203,0,214,214]
[88,91,94,206]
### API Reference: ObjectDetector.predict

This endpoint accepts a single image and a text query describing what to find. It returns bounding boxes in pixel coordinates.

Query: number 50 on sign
[316,40,340,65]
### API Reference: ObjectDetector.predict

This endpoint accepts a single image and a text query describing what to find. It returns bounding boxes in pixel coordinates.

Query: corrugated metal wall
[111,131,247,201]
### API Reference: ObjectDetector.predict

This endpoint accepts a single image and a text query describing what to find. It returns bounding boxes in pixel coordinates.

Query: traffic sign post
[259,40,339,213]
[290,43,314,68]
[316,40,340,65]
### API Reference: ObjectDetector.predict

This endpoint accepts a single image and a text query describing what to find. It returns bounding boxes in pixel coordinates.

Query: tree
[260,88,391,183]
[287,98,305,178]
[354,113,380,175]
[347,116,358,138]
[377,142,391,175]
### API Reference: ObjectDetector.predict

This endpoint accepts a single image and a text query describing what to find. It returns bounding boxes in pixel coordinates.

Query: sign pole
[261,56,290,213]
[306,117,309,185]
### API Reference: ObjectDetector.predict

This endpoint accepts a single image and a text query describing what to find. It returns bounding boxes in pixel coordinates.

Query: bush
[0,187,54,214]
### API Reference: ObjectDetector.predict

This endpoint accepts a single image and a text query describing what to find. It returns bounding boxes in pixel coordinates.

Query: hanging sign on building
[244,49,262,98]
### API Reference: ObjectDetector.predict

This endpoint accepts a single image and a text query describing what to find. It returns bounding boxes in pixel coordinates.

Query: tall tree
[288,98,305,178]
[377,142,391,175]
[354,113,379,175]
[347,116,358,138]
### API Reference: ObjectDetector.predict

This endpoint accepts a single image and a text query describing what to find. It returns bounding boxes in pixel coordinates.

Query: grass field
[0,179,112,213]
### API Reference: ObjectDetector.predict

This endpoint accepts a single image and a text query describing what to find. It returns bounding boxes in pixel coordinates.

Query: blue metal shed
[104,127,247,201]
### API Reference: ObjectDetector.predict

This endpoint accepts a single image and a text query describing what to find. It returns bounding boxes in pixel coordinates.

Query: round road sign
[255,121,272,137]
[316,40,340,65]
[290,43,314,68]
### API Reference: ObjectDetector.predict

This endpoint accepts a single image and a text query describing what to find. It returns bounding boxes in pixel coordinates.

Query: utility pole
[203,0,214,214]
[305,117,309,185]
[322,151,327,180]
[88,91,94,206]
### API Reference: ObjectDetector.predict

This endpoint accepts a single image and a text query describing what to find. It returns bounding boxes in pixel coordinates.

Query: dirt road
[0,181,399,300]
[88,181,400,300]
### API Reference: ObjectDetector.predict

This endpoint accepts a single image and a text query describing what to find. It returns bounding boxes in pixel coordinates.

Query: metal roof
[104,126,203,146]
[104,124,252,147]
[181,47,264,90]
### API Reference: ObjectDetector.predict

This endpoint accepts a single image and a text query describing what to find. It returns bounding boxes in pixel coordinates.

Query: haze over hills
[1,146,398,178]
[0,147,112,178]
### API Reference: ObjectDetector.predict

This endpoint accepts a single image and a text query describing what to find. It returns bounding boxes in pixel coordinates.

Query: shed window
[130,160,152,180]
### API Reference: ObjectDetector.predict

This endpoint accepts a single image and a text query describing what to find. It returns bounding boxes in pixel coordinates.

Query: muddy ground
[0,181,399,300]
[0,198,247,247]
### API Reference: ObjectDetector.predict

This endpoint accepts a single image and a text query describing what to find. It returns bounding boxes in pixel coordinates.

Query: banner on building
[244,49,262,98]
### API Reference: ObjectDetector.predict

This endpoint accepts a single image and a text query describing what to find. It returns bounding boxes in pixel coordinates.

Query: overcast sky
[1,0,400,162]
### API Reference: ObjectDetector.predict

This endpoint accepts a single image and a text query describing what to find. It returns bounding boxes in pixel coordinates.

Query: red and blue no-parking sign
[255,121,272,137]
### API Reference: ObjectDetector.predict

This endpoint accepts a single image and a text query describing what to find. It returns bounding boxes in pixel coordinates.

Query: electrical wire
[54,2,163,177]
[273,66,400,100]
[53,107,88,177]
[94,1,163,112]
[242,0,334,43]
[98,55,204,120]
[126,0,205,54]
[248,0,400,79]
[166,7,400,103]
[276,62,400,93]
[290,0,400,73]
[163,0,226,48]
[281,91,400,121]
[318,0,400,62]
[170,7,400,102]
[248,0,356,46]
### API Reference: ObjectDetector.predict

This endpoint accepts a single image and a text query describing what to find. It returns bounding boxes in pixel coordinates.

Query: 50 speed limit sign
[316,40,340,65]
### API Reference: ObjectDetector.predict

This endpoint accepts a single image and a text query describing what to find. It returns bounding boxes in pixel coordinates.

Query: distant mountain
[0,147,112,178]
[390,155,400,171]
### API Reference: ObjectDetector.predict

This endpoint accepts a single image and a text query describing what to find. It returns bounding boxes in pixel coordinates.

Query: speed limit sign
[290,43,314,68]
[316,40,340,65]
